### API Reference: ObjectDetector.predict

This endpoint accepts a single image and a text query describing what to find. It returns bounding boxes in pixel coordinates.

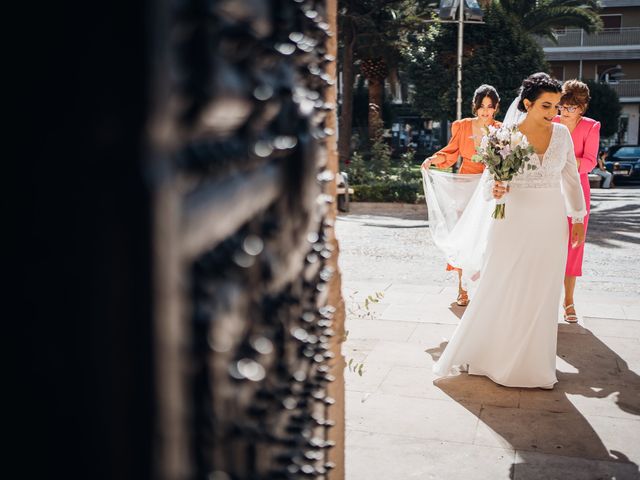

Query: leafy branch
[344,289,386,376]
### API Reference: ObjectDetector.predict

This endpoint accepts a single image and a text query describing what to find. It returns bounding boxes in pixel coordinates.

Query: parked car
[605,145,640,182]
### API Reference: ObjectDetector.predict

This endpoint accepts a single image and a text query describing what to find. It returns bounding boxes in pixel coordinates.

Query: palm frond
[523,6,603,35]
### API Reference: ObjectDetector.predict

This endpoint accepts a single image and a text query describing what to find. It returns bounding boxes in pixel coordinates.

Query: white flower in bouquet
[496,128,511,143]
[486,124,499,136]
[510,131,522,147]
[471,125,536,219]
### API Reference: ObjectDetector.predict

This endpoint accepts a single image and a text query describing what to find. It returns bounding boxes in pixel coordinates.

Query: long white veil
[421,168,493,293]
[503,94,526,127]
[422,96,525,293]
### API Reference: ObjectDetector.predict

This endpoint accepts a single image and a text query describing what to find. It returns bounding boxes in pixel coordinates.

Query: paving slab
[346,391,481,444]
[345,318,418,343]
[379,367,521,408]
[347,430,516,480]
[379,302,462,325]
[583,317,640,339]
[363,340,436,368]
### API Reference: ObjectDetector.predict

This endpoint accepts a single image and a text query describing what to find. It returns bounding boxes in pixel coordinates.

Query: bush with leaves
[348,144,423,203]
[369,113,392,175]
[584,81,622,139]
[346,150,376,185]
[353,181,422,203]
[397,148,418,183]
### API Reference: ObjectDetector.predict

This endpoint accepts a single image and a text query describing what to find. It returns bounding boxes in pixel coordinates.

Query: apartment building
[537,0,640,144]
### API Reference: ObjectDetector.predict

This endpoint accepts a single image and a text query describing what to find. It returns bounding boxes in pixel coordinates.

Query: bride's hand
[421,156,436,169]
[571,222,586,248]
[492,181,509,200]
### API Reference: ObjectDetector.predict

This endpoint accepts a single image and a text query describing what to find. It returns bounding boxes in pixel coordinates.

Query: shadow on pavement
[426,328,640,479]
[589,189,640,249]
[448,302,466,319]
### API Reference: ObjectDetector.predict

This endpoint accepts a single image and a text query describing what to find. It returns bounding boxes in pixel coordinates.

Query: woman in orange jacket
[421,84,501,306]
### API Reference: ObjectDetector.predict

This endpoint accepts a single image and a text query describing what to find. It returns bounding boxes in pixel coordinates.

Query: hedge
[352,182,423,203]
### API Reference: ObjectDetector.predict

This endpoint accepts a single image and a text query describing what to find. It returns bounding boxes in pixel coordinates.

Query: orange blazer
[433,118,501,174]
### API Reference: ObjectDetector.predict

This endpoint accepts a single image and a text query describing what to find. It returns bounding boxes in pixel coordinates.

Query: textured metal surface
[15,0,341,478]
[159,0,341,478]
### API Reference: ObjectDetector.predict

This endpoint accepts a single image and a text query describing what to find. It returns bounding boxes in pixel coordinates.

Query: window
[612,146,640,158]
[550,65,565,81]
[601,14,622,30]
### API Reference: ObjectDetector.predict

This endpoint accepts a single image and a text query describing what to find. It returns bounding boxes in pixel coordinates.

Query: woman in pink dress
[553,80,600,323]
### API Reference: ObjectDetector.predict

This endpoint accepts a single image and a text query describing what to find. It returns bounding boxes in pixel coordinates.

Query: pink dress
[553,116,600,276]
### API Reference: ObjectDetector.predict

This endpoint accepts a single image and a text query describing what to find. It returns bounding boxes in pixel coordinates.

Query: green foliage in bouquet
[471,125,537,219]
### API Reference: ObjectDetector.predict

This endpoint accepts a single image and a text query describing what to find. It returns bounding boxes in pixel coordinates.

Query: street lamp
[439,0,483,22]
[599,65,624,84]
[438,0,484,120]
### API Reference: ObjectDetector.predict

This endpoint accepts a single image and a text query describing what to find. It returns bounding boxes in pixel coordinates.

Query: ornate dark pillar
[17,0,344,479]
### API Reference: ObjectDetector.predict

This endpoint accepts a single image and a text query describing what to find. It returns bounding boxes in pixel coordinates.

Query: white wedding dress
[432,122,587,388]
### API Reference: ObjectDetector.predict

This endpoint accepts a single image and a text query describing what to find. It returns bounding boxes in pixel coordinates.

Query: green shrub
[346,151,376,184]
[353,181,422,203]
[397,149,418,183]
[369,113,392,175]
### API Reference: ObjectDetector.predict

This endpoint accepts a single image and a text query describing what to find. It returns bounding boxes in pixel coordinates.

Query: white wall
[622,103,639,144]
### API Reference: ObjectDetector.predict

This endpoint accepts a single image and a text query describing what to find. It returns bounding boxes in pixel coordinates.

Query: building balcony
[536,28,640,61]
[610,79,640,101]
[537,27,640,48]
[600,0,640,7]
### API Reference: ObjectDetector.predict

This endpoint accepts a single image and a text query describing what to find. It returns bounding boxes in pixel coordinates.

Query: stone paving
[337,186,640,480]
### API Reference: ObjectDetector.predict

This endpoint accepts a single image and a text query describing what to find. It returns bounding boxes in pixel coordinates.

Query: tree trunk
[338,22,355,166]
[368,77,384,140]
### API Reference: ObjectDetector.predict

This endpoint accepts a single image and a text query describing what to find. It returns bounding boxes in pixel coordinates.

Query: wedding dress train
[432,123,587,388]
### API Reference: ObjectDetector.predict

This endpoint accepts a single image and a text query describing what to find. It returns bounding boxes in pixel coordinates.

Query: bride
[432,73,586,389]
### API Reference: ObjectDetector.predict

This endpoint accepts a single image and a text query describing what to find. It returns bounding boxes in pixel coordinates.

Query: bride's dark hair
[517,73,562,112]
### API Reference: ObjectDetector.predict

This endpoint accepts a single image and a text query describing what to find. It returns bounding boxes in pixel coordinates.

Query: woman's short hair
[472,84,500,114]
[517,73,563,112]
[561,79,591,112]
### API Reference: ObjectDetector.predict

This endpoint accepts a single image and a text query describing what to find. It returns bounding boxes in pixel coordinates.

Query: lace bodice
[481,123,587,219]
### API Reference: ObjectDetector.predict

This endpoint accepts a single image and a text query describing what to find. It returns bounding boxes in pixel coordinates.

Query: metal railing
[610,79,640,98]
[536,27,640,48]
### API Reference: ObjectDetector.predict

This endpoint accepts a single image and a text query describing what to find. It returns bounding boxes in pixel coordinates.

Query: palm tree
[359,56,391,140]
[338,0,426,161]
[497,0,602,41]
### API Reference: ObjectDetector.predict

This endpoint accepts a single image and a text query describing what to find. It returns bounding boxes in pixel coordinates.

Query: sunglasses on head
[558,105,579,113]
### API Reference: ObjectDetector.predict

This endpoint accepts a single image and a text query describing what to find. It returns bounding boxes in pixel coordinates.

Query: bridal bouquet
[471,125,536,219]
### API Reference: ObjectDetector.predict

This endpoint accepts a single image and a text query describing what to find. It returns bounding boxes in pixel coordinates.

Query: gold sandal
[563,304,578,324]
[456,291,469,307]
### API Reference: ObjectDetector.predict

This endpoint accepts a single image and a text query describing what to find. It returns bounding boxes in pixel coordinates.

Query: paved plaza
[337,187,640,480]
